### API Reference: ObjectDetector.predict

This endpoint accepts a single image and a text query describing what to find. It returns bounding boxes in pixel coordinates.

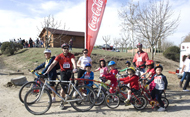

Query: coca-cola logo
[88,0,104,31]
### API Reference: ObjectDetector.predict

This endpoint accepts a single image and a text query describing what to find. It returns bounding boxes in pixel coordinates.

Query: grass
[1,47,159,71]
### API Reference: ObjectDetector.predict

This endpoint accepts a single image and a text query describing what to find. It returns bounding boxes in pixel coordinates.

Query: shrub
[163,46,180,62]
[0,42,23,55]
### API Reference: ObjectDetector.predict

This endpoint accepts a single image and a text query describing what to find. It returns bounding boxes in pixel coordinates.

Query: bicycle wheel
[93,88,105,106]
[70,85,96,112]
[105,93,120,109]
[24,87,52,115]
[19,81,40,103]
[133,96,147,110]
[161,97,169,108]
[119,86,128,102]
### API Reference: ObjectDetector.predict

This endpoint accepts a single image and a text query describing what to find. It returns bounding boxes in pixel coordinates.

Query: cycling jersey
[133,51,149,68]
[55,52,75,71]
[81,71,94,87]
[102,74,118,93]
[98,67,108,77]
[146,68,156,91]
[120,75,139,90]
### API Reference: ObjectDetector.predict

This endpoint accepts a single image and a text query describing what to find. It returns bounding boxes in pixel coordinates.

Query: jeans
[183,72,190,90]
[151,88,164,108]
[181,72,187,82]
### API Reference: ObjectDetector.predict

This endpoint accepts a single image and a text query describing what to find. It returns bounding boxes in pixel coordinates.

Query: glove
[73,68,78,73]
[144,84,148,88]
[31,70,35,73]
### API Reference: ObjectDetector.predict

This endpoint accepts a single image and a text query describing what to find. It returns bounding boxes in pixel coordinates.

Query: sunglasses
[63,48,69,50]
[83,52,88,54]
[128,73,133,75]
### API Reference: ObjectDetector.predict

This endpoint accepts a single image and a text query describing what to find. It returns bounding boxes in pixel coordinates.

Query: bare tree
[119,0,139,56]
[102,35,111,50]
[113,38,120,50]
[135,0,179,59]
[37,15,69,49]
[120,32,130,53]
[119,0,179,60]
[162,39,174,51]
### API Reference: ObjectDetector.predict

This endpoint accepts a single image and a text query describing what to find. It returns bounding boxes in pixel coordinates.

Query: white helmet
[44,49,51,54]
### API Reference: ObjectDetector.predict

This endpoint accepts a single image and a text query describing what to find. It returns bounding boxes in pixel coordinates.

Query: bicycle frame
[93,80,109,97]
[38,79,84,103]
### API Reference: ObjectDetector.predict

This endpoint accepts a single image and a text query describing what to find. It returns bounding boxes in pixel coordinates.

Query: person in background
[133,43,149,74]
[180,55,187,88]
[182,54,190,91]
[29,38,33,48]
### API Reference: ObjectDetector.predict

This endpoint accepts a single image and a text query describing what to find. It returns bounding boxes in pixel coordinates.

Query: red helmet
[61,43,69,48]
[137,43,142,48]
[146,60,154,66]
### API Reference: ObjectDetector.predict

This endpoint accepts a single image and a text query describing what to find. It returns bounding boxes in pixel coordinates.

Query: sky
[0,0,190,46]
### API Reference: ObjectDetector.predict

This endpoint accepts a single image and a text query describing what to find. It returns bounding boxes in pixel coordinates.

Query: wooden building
[39,28,85,48]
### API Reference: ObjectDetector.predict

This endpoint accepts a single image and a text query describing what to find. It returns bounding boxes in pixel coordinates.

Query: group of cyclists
[31,43,168,112]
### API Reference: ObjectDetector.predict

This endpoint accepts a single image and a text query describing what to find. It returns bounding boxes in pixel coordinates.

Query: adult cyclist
[44,43,77,110]
[133,43,149,75]
[31,49,58,102]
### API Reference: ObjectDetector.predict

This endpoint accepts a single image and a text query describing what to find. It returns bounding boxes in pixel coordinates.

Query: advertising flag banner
[86,0,107,56]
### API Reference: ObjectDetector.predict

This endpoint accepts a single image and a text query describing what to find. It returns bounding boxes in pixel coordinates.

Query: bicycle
[23,75,96,115]
[139,78,169,109]
[105,80,147,110]
[18,70,62,103]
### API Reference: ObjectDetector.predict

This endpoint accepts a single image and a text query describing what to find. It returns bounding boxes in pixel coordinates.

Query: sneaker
[157,107,165,111]
[124,99,130,106]
[60,102,65,110]
[183,89,190,92]
[52,97,56,103]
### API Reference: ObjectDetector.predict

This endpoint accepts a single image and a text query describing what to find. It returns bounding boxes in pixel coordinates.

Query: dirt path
[1,55,190,117]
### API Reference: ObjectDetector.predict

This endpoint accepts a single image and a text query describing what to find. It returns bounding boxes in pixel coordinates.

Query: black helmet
[125,61,131,65]
[61,43,69,48]
[154,64,163,71]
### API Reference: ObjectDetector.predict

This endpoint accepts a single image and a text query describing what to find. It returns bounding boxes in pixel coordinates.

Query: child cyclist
[101,61,118,94]
[119,67,139,106]
[80,63,94,89]
[94,58,109,78]
[108,61,118,77]
[141,60,156,91]
[145,64,168,111]
[119,61,131,73]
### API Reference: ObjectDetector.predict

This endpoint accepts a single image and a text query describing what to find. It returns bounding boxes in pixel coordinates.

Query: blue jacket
[34,56,57,79]
[81,71,94,87]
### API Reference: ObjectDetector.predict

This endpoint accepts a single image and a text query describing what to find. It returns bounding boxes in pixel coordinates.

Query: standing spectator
[69,38,73,50]
[40,40,44,48]
[29,38,33,48]
[76,49,92,86]
[36,38,39,47]
[182,54,190,91]
[133,43,149,74]
[21,39,25,48]
[180,55,188,88]
[25,41,28,48]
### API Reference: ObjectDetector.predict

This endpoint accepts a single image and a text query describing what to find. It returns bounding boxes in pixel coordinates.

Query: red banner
[86,0,107,56]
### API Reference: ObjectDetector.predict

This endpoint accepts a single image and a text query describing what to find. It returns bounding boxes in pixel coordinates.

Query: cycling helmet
[43,49,51,54]
[154,64,163,71]
[145,60,154,66]
[137,43,142,48]
[85,63,91,67]
[108,61,116,66]
[61,43,69,48]
[125,61,131,65]
[127,67,136,73]
[99,58,105,62]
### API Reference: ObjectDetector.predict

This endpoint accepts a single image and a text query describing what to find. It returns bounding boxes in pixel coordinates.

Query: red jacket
[102,73,118,87]
[133,51,149,68]
[120,75,139,90]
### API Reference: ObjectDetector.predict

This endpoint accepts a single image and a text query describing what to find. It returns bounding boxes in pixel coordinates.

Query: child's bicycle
[19,70,61,103]
[23,75,96,115]
[105,80,147,110]
[139,78,169,110]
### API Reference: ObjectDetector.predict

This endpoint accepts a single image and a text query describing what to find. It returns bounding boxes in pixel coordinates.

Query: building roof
[39,28,84,37]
